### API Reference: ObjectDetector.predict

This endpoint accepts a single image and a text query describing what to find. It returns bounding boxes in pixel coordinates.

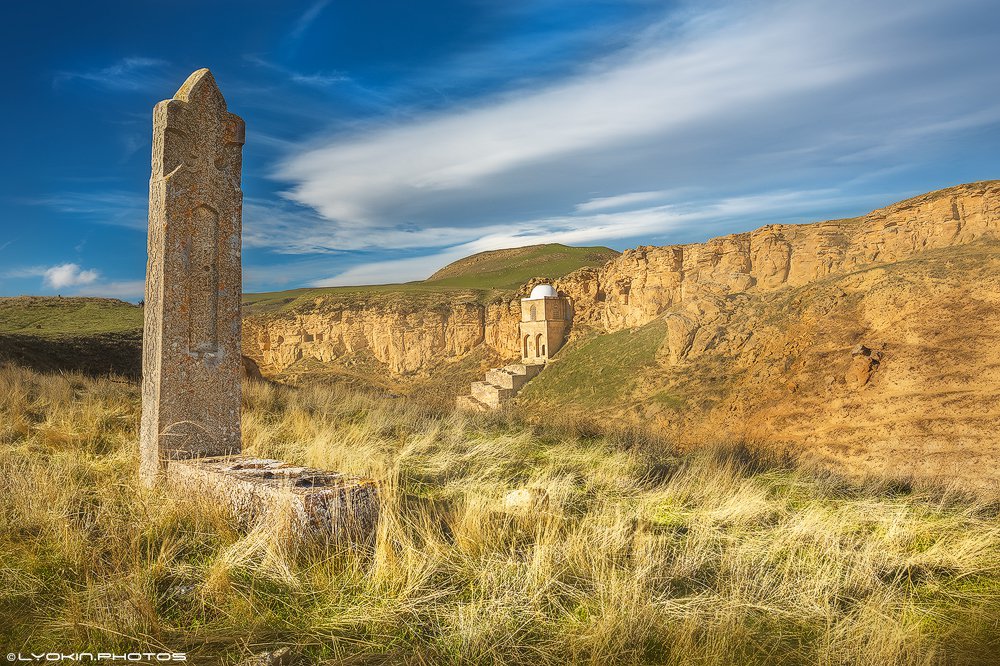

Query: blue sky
[1,0,998,299]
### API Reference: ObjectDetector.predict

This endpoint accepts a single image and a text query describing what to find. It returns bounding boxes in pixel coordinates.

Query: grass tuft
[1,364,998,663]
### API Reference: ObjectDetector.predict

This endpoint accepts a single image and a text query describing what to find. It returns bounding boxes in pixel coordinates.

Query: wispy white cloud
[245,55,350,90]
[24,191,146,229]
[576,191,672,213]
[3,263,142,300]
[54,56,168,91]
[289,0,332,42]
[266,0,999,284]
[1,266,46,279]
[75,280,145,300]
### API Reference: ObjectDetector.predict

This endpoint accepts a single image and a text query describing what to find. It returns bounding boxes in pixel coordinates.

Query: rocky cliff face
[556,181,1000,335]
[246,182,998,422]
[245,296,522,376]
[516,181,1000,487]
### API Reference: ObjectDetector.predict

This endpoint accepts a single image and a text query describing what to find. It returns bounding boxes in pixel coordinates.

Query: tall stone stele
[140,69,245,485]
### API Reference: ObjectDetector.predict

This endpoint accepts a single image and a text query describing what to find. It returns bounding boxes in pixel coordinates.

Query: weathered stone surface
[471,381,514,408]
[141,69,245,483]
[242,182,999,391]
[845,344,883,389]
[168,456,379,539]
[556,181,1000,332]
[486,367,529,391]
[245,298,522,376]
[456,394,490,412]
[505,363,544,380]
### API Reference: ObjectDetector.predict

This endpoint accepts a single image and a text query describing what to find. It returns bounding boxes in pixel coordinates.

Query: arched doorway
[535,333,543,358]
[523,334,530,358]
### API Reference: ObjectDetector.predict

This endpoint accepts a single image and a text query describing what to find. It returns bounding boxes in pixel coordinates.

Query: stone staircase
[456,362,544,410]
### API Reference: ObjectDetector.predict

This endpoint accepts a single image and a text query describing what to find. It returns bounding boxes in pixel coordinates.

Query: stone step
[471,381,515,408]
[456,394,490,412]
[486,368,529,391]
[505,362,544,380]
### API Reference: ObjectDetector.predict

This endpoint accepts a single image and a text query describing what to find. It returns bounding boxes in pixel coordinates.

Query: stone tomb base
[166,456,379,540]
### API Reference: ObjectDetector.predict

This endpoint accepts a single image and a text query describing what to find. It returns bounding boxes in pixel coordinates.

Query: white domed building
[519,283,571,363]
[528,284,558,299]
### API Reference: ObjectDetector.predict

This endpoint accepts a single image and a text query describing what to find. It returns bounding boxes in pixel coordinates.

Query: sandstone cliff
[245,181,1000,486]
[518,181,1000,488]
[244,293,523,378]
[556,181,999,333]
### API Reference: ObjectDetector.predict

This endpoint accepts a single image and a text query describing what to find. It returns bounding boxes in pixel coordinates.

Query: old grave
[139,69,378,538]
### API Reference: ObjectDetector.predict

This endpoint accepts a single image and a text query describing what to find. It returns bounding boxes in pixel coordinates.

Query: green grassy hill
[0,296,142,336]
[244,242,618,314]
[0,297,143,378]
[425,243,619,289]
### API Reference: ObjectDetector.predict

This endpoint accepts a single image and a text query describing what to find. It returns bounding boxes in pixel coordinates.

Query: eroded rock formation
[557,181,999,336]
[245,182,998,402]
[245,298,522,376]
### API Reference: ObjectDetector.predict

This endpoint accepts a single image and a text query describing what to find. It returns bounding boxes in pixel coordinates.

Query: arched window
[529,304,537,321]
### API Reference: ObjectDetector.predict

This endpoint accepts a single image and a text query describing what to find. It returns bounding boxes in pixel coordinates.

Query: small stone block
[167,455,379,540]
[486,368,528,390]
[456,394,489,411]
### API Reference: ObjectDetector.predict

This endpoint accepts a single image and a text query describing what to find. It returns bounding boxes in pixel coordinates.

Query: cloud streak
[54,56,168,91]
[308,186,889,285]
[245,55,350,91]
[265,0,1000,283]
[289,0,332,42]
[24,191,147,230]
[75,279,145,300]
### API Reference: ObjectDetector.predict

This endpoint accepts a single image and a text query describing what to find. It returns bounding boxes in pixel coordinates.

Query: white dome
[529,284,558,299]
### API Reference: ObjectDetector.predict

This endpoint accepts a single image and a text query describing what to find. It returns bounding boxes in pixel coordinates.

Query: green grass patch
[243,243,618,315]
[425,243,618,289]
[520,318,667,409]
[0,297,142,336]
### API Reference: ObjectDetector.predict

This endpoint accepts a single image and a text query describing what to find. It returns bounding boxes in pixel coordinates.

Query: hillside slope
[425,243,619,288]
[0,297,143,377]
[3,182,998,483]
[0,296,141,335]
[520,180,1000,487]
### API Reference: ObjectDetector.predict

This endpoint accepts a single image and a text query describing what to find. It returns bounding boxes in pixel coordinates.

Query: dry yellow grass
[1,364,998,664]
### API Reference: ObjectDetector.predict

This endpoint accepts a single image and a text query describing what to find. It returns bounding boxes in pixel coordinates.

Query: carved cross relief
[154,71,244,357]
